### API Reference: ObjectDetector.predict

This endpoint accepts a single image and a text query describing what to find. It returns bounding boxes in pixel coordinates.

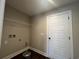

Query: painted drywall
[31,2,79,59]
[31,15,47,52]
[0,5,31,58]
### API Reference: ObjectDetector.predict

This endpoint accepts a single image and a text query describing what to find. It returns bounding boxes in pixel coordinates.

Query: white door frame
[0,0,6,48]
[46,10,73,59]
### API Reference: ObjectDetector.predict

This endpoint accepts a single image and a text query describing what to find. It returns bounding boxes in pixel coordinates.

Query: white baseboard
[2,47,30,59]
[2,47,48,59]
[30,47,48,57]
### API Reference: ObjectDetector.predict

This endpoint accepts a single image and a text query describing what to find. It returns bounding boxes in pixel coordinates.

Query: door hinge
[69,36,71,40]
[68,16,70,20]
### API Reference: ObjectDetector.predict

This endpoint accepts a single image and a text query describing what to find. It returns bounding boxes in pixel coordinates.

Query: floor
[11,50,49,59]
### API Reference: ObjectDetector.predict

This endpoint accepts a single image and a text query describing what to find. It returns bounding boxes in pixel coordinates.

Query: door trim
[0,0,6,48]
[46,10,73,59]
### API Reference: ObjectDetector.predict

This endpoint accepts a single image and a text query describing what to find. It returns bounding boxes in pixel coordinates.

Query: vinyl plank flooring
[11,50,49,59]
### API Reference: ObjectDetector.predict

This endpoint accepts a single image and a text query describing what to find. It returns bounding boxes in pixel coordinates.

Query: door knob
[48,37,51,40]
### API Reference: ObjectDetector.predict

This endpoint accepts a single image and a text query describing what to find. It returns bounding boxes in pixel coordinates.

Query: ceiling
[6,0,79,16]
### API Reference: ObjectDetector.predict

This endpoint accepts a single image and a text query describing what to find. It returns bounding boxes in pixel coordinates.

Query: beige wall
[0,5,30,58]
[31,2,79,59]
[31,15,47,52]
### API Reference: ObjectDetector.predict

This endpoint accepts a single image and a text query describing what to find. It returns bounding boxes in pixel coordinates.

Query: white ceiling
[6,0,79,16]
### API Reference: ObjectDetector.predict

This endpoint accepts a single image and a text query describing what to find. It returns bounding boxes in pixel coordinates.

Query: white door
[0,0,6,48]
[47,11,73,59]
